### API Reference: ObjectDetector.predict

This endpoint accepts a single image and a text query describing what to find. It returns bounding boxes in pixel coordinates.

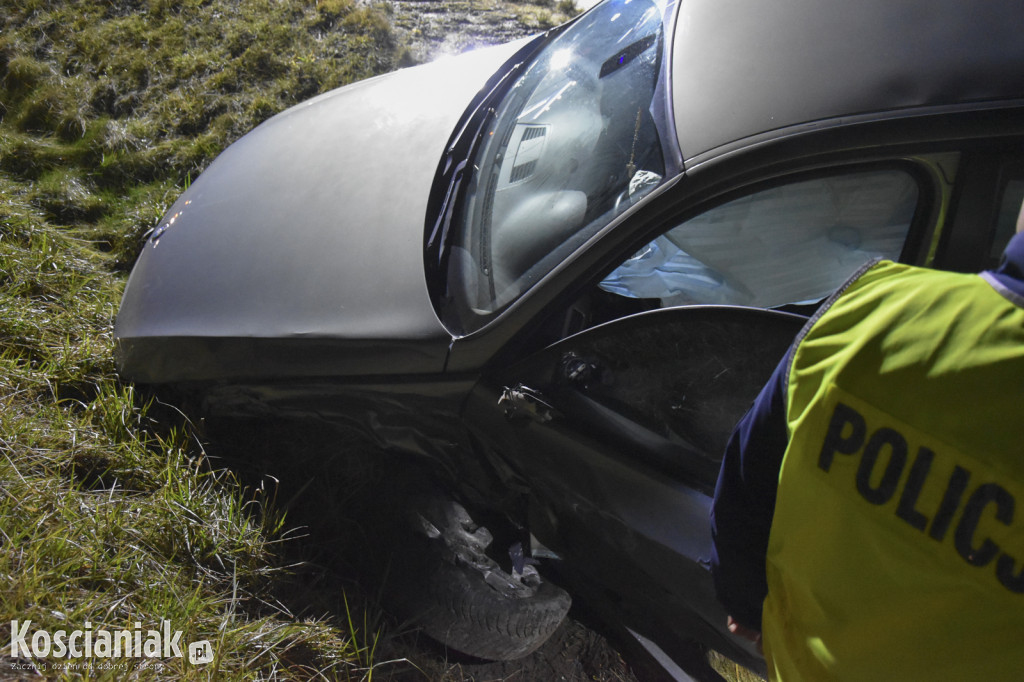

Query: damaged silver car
[115,0,1024,677]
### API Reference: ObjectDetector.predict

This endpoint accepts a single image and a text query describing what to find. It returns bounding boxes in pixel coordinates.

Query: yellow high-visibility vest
[763,260,1024,681]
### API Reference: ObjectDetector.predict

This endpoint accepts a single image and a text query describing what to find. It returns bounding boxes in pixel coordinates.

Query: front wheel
[392,497,571,660]
[409,549,572,660]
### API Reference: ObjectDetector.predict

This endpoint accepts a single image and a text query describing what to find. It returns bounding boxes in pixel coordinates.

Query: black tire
[406,552,572,661]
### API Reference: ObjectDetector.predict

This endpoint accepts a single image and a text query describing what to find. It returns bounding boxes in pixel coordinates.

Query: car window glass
[448,0,669,327]
[600,169,919,309]
[989,178,1024,267]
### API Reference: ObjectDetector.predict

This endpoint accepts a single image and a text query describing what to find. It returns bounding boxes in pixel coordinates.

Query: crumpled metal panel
[116,41,527,383]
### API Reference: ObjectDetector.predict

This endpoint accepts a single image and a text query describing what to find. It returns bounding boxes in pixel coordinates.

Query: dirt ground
[380,616,641,681]
[387,0,584,64]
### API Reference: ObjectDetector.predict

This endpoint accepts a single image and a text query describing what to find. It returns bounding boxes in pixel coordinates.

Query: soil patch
[386,0,578,63]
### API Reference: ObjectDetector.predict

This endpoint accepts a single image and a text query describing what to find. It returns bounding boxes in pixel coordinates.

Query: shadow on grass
[196,413,642,681]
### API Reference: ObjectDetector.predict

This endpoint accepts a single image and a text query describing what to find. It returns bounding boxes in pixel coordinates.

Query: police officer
[710,201,1024,680]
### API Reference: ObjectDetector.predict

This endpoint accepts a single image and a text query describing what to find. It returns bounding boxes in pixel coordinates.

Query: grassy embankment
[0,0,424,678]
[1,0,589,677]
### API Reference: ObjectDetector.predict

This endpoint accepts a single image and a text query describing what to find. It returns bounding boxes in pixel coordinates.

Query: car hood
[115,41,527,383]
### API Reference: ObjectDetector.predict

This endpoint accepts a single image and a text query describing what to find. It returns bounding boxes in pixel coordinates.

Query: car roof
[670,0,1024,166]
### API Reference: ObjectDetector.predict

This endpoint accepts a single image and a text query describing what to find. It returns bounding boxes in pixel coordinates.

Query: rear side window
[990,178,1024,267]
[600,169,920,309]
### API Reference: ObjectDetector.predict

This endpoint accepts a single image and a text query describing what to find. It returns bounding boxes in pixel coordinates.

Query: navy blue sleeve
[988,230,1024,301]
[709,349,792,631]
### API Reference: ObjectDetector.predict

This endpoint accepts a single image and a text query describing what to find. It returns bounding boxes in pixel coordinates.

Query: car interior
[550,150,1024,348]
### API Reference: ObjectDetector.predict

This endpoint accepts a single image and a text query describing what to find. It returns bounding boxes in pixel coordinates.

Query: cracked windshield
[453,0,669,322]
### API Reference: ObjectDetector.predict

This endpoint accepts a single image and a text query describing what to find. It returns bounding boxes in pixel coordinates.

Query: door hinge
[498,384,559,424]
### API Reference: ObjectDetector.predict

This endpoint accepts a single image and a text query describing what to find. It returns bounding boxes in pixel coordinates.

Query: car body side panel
[462,307,805,672]
[672,0,1024,163]
[115,41,528,383]
[201,376,479,473]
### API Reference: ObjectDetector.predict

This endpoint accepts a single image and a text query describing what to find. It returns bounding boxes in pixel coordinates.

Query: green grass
[0,0,599,677]
[0,218,378,677]
[709,651,767,682]
[0,0,410,677]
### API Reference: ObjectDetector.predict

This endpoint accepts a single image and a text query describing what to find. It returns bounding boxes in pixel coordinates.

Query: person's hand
[727,615,763,653]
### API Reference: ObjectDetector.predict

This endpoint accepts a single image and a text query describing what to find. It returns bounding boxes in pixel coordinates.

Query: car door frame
[443,120,1024,672]
[461,305,808,673]
[442,106,1024,376]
